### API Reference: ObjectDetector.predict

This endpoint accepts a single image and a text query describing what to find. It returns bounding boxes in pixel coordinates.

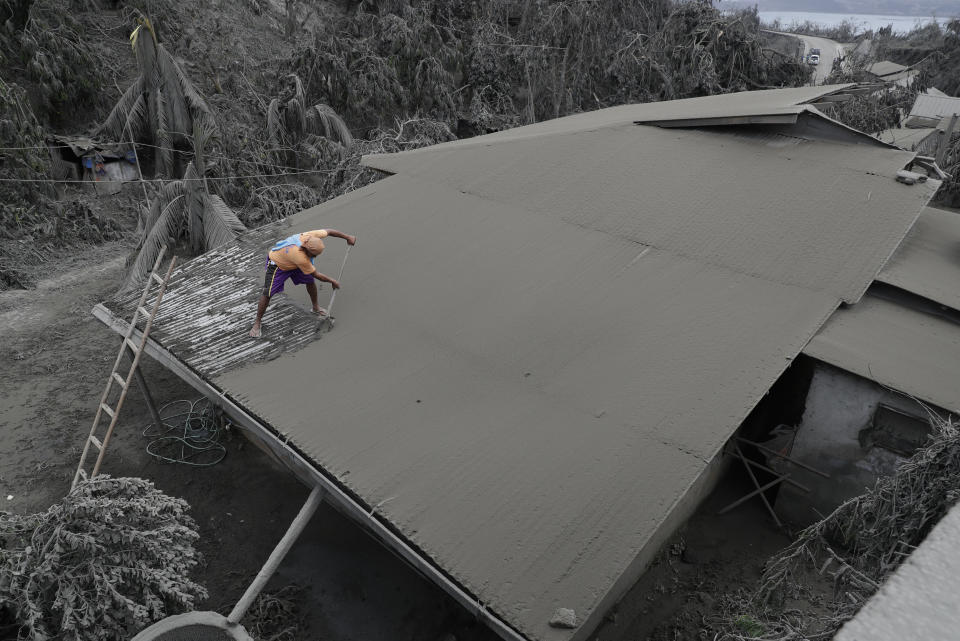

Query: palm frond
[191,114,217,162]
[155,49,192,138]
[267,98,285,147]
[121,193,184,292]
[285,98,308,139]
[182,161,207,254]
[131,23,160,90]
[121,93,149,144]
[98,77,146,140]
[158,45,210,118]
[155,89,174,177]
[307,103,353,147]
[291,73,306,105]
[202,195,246,250]
[138,180,185,244]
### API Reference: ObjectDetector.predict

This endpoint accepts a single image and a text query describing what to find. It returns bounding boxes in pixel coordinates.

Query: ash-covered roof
[908,93,960,122]
[803,206,960,414]
[878,207,960,311]
[102,88,938,641]
[867,60,909,78]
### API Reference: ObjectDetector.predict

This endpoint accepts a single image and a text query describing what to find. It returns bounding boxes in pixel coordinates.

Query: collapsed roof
[99,85,940,641]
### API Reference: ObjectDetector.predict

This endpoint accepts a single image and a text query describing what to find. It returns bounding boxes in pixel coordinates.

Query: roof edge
[633,112,800,127]
[89,303,531,641]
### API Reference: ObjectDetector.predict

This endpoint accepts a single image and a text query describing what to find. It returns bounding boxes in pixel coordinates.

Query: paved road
[792,33,847,84]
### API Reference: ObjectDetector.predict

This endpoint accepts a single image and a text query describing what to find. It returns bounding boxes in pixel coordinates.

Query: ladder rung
[100,403,115,419]
[137,306,151,318]
[89,435,103,451]
[125,337,140,353]
[151,272,165,285]
[112,372,127,388]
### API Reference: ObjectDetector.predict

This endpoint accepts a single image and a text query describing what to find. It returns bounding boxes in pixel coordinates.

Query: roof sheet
[213,172,840,641]
[366,124,929,303]
[359,85,853,155]
[878,207,960,311]
[876,125,939,150]
[104,91,938,641]
[909,93,960,120]
[803,294,960,414]
[868,61,909,77]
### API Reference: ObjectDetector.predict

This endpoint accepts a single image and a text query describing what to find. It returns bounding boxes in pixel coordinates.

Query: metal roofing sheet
[214,172,840,641]
[361,86,853,155]
[102,94,938,641]
[868,61,909,77]
[878,207,960,311]
[803,295,960,414]
[909,93,960,120]
[876,125,939,149]
[366,124,932,303]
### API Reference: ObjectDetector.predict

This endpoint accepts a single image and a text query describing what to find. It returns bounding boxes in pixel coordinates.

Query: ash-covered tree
[0,476,207,641]
[124,119,245,290]
[99,16,210,178]
[267,73,353,168]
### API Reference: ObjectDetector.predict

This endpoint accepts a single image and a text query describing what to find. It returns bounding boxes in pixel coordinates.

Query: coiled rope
[143,398,228,467]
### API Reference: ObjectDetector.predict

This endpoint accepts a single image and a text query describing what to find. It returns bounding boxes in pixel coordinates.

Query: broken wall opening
[775,361,946,525]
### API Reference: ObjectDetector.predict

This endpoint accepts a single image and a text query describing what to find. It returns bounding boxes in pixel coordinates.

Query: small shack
[865,60,920,88]
[48,135,139,195]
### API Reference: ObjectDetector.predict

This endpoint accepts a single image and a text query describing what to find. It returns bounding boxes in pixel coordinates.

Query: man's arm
[313,272,341,289]
[324,229,357,245]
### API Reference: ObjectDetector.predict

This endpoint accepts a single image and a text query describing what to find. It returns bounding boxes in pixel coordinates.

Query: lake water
[757,10,954,34]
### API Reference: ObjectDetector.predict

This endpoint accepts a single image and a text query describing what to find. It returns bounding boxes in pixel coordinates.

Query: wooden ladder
[71,249,177,490]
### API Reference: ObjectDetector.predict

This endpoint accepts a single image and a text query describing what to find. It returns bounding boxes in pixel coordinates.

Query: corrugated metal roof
[213,172,842,641]
[909,93,960,120]
[878,207,960,311]
[880,69,920,86]
[868,61,909,77]
[876,125,939,150]
[103,89,939,641]
[359,85,853,156]
[366,123,929,304]
[803,294,960,414]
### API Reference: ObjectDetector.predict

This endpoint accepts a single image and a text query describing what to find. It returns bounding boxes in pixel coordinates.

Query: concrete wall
[776,362,939,525]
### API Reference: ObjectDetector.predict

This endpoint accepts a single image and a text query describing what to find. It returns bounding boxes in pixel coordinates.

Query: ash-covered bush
[0,476,207,641]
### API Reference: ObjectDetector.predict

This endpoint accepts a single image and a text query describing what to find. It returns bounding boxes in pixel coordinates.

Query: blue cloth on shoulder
[272,233,302,251]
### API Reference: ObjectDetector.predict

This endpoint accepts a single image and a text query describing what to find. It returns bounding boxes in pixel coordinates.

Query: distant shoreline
[757,10,953,33]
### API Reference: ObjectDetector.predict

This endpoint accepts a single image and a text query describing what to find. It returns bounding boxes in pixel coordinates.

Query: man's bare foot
[249,324,262,338]
[313,307,328,317]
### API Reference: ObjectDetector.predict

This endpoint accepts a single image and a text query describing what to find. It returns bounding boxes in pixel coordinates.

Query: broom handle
[227,486,324,624]
[325,244,352,316]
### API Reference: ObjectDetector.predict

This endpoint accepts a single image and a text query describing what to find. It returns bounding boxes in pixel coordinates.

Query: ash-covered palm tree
[267,73,353,166]
[99,16,211,177]
[123,121,245,290]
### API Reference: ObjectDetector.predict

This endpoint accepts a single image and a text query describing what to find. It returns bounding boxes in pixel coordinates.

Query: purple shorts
[262,259,313,297]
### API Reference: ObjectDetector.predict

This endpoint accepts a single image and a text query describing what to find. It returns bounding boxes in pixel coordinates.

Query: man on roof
[249,228,356,338]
